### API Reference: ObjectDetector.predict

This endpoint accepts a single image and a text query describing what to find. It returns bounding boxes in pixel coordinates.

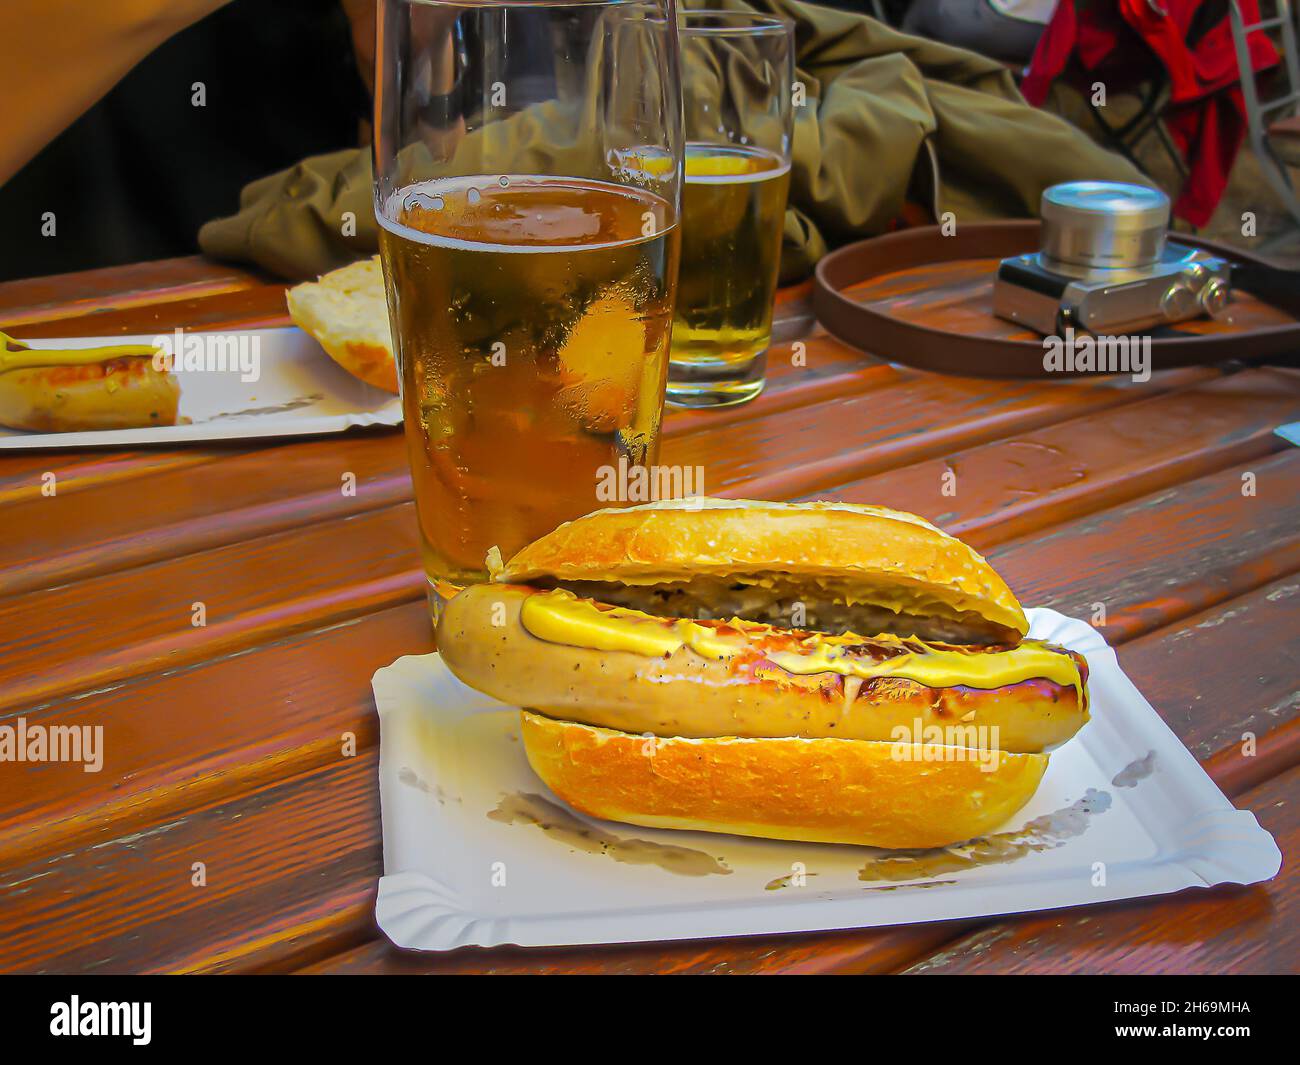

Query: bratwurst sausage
[0,354,180,432]
[437,583,1089,752]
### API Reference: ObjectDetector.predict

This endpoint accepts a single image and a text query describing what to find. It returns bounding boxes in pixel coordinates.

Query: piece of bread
[520,711,1049,849]
[286,256,397,393]
[498,497,1028,644]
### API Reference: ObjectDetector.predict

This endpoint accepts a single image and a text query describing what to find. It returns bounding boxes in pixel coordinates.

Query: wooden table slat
[0,753,382,975]
[0,502,425,717]
[0,257,266,327]
[0,603,429,868]
[0,434,413,598]
[989,449,1300,644]
[815,368,1300,552]
[1114,574,1300,766]
[666,367,1217,501]
[3,285,294,339]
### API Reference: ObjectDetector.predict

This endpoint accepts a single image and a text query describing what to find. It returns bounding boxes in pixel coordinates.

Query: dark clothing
[0,0,368,282]
[903,0,1048,65]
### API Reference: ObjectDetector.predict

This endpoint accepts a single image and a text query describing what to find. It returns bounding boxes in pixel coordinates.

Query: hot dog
[0,335,180,432]
[435,498,1091,849]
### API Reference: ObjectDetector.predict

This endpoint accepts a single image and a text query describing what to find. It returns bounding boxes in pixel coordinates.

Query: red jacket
[1021,0,1279,226]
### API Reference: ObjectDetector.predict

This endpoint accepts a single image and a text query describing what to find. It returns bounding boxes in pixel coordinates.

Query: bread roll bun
[520,711,1049,849]
[498,498,1028,644]
[286,256,397,393]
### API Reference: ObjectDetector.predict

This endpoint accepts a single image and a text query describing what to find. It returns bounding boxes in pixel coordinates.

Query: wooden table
[1,256,1297,975]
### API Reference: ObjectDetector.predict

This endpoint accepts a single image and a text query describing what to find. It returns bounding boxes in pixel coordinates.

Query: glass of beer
[667,10,793,408]
[373,0,684,611]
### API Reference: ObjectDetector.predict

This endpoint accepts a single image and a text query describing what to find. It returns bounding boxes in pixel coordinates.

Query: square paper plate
[371,609,1281,952]
[0,329,400,449]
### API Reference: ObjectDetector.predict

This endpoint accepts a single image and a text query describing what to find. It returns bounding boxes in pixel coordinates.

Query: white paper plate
[371,609,1281,952]
[0,329,401,449]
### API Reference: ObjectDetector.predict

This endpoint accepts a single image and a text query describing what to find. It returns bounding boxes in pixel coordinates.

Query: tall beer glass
[374,0,683,611]
[669,10,793,408]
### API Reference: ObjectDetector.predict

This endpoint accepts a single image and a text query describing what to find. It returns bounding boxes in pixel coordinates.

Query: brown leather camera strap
[812,221,1300,379]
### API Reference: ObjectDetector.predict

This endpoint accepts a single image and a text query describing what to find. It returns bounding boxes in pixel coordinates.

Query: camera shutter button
[1199,277,1230,317]
[1160,281,1198,321]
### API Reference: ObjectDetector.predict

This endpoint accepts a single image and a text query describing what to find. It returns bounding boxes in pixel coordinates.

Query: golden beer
[668,143,791,406]
[378,175,678,590]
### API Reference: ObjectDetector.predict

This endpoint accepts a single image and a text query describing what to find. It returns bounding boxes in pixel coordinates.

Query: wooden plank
[1116,574,1300,765]
[1205,713,1300,801]
[6,458,1295,975]
[298,919,962,976]
[813,369,1300,552]
[902,762,1300,975]
[0,755,382,975]
[0,257,265,327]
[0,603,431,867]
[0,502,424,716]
[664,367,1215,501]
[0,269,802,337]
[5,285,293,339]
[664,337,891,438]
[0,448,230,506]
[0,432,411,598]
[989,450,1300,643]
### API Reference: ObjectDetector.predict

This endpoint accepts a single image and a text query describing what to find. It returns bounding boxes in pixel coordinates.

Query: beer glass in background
[669,11,794,408]
[373,0,683,610]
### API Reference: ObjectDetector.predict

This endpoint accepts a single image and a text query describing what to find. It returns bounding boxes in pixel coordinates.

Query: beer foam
[378,175,674,254]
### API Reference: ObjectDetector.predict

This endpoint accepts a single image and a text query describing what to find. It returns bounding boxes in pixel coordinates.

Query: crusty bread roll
[499,497,1028,644]
[285,256,397,393]
[521,712,1049,849]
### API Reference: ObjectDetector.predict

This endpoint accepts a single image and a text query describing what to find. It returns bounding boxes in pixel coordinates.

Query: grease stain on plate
[857,789,1113,882]
[398,766,431,792]
[765,871,819,891]
[489,792,733,877]
[205,393,324,420]
[862,878,957,892]
[1112,750,1155,788]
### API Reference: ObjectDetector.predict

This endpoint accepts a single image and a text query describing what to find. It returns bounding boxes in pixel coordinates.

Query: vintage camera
[993,182,1232,336]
